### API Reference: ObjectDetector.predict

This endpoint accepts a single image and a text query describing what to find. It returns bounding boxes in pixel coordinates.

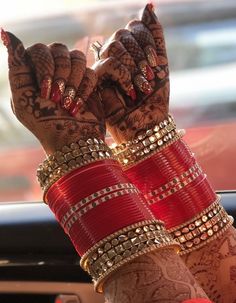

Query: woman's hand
[2,30,105,155]
[93,4,169,144]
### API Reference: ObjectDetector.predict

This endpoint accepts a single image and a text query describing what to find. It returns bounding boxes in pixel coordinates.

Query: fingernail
[50,80,65,103]
[0,28,10,47]
[134,74,153,95]
[61,87,76,110]
[70,97,83,116]
[145,45,158,67]
[40,76,52,99]
[127,85,137,101]
[139,61,155,81]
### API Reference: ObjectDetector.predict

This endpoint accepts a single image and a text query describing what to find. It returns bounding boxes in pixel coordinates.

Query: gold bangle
[80,220,180,293]
[112,115,176,155]
[37,138,115,194]
[168,195,234,255]
[115,129,185,169]
[109,115,190,169]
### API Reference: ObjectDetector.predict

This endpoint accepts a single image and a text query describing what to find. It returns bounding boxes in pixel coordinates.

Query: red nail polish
[62,96,73,110]
[70,98,83,116]
[139,61,154,81]
[40,76,52,99]
[0,28,10,47]
[146,65,155,81]
[145,46,159,67]
[50,80,65,103]
[128,85,137,101]
[142,81,153,95]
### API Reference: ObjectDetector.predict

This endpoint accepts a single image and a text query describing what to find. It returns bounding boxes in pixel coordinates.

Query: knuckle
[70,49,86,61]
[27,43,47,52]
[114,28,130,40]
[49,42,69,51]
[126,19,141,29]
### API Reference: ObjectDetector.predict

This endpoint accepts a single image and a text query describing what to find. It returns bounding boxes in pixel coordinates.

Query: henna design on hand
[95,4,170,144]
[5,31,105,155]
[104,249,208,303]
[182,226,236,303]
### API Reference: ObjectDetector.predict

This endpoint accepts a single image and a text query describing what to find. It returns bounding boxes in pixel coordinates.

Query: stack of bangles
[111,114,234,255]
[37,114,233,295]
[37,137,180,293]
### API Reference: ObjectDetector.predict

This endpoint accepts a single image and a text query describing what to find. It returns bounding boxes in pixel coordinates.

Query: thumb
[141,4,168,60]
[1,29,28,68]
[1,29,37,110]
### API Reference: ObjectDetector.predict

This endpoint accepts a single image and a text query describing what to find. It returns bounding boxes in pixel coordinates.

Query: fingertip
[1,28,10,47]
[142,2,158,24]
[70,97,83,117]
[5,31,24,50]
[147,2,155,11]
[127,84,137,101]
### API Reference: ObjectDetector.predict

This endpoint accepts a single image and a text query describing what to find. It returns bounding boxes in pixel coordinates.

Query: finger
[100,40,137,74]
[99,40,137,100]
[1,29,27,68]
[26,43,54,99]
[126,20,159,68]
[1,30,37,103]
[93,56,134,99]
[113,29,155,83]
[49,43,71,103]
[77,68,98,102]
[69,68,98,117]
[141,3,168,65]
[61,50,86,111]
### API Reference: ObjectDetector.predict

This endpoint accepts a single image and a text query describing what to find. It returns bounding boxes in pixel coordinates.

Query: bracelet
[112,115,175,154]
[37,138,114,193]
[80,220,180,293]
[169,196,234,254]
[111,115,180,167]
[46,160,156,256]
[125,135,217,229]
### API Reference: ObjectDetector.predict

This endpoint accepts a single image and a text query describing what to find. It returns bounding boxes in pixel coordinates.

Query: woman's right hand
[1,30,105,155]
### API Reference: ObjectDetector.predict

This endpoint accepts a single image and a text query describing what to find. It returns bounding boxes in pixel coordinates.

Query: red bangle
[46,159,154,255]
[182,299,213,303]
[125,139,216,229]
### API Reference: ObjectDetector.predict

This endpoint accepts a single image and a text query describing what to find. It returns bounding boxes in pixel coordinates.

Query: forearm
[112,118,234,301]
[104,248,208,303]
[182,226,236,303]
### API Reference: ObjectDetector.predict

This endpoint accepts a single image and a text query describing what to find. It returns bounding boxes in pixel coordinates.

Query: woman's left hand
[93,4,170,144]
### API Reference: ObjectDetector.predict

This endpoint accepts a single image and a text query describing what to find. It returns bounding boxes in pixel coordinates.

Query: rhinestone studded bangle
[37,138,115,193]
[111,115,178,167]
[169,196,234,255]
[112,115,176,154]
[80,220,180,293]
[114,129,185,169]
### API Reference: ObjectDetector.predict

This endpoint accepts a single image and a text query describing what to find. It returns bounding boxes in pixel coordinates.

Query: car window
[0,0,236,202]
[167,20,236,71]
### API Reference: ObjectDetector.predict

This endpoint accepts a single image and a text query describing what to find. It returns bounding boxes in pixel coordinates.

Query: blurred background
[0,0,236,201]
